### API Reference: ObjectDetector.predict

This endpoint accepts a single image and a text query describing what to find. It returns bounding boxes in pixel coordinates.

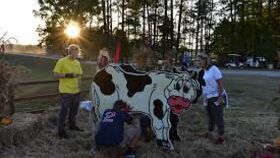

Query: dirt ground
[1,76,280,158]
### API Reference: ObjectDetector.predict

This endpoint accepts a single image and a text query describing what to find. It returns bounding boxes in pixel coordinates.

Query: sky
[0,0,41,45]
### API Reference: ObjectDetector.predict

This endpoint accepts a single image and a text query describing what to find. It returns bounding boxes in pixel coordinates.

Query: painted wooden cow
[91,64,202,150]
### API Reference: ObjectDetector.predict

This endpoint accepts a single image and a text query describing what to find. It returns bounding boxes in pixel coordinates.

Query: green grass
[223,75,279,112]
[2,54,96,112]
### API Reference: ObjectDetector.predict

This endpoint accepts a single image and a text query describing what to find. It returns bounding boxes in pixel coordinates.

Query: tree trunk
[170,0,174,49]
[257,0,263,18]
[117,1,120,29]
[106,0,110,34]
[147,5,152,45]
[110,0,113,34]
[175,0,183,63]
[102,0,107,33]
[229,0,234,22]
[268,0,272,23]
[127,25,130,41]
[195,23,200,55]
[195,0,201,56]
[277,0,280,25]
[200,18,204,51]
[134,16,137,39]
[143,4,146,40]
[153,1,158,46]
[122,0,125,31]
[241,0,246,53]
[163,0,168,59]
[8,84,15,116]
[278,0,280,16]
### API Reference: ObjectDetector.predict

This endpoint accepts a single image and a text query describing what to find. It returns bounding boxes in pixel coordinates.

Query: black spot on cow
[124,73,152,97]
[93,70,115,95]
[120,64,144,74]
[153,99,164,120]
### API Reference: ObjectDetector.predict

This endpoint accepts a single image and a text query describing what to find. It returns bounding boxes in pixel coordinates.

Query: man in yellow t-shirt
[53,44,83,138]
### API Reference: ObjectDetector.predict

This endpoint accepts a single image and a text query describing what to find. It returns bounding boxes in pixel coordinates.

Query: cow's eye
[175,82,182,90]
[183,86,189,93]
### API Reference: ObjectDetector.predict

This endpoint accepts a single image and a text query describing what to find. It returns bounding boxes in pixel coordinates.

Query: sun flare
[64,22,80,38]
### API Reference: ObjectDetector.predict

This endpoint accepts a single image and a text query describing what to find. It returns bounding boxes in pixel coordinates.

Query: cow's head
[164,71,201,115]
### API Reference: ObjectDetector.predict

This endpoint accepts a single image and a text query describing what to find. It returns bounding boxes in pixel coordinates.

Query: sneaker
[69,126,84,132]
[214,137,225,145]
[58,131,69,139]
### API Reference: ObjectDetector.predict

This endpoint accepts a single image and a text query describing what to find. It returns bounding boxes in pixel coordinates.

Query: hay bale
[0,113,44,149]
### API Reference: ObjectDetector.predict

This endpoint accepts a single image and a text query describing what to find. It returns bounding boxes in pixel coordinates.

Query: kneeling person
[95,100,134,158]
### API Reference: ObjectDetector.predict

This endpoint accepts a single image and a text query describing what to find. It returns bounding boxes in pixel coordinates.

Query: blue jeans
[58,93,80,133]
[206,97,224,136]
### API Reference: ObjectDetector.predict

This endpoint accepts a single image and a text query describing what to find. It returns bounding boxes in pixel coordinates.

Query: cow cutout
[91,64,202,150]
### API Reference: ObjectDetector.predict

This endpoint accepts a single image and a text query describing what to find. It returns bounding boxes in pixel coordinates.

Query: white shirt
[202,65,222,99]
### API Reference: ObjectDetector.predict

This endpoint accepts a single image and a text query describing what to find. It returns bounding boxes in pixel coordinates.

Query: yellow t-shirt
[53,56,83,94]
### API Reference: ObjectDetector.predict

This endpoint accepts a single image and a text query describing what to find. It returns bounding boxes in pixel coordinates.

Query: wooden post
[8,84,15,116]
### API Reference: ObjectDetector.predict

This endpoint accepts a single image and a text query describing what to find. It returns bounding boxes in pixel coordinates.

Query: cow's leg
[169,112,181,142]
[91,84,101,121]
[151,112,174,150]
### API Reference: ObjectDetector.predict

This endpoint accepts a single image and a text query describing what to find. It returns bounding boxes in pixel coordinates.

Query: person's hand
[216,96,223,106]
[123,105,133,113]
[65,73,75,78]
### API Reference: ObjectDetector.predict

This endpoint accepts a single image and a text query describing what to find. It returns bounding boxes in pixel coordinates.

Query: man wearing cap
[53,44,83,138]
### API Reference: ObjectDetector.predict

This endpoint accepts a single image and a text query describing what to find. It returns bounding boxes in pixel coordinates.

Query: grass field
[1,54,280,157]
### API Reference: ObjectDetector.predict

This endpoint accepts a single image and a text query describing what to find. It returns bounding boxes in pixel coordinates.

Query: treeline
[34,0,280,62]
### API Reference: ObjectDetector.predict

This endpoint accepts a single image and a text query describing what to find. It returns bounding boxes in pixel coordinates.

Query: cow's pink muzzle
[167,95,191,115]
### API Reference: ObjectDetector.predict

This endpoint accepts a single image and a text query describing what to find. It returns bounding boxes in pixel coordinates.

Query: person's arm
[53,60,64,79]
[53,60,76,79]
[217,79,224,104]
[124,112,133,125]
[217,79,223,97]
[54,72,77,79]
[54,72,66,79]
[213,66,223,105]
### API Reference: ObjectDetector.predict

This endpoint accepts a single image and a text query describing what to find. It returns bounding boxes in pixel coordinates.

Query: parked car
[246,56,266,68]
[224,54,245,68]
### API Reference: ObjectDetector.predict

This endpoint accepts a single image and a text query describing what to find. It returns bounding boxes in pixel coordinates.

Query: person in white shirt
[198,53,225,145]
